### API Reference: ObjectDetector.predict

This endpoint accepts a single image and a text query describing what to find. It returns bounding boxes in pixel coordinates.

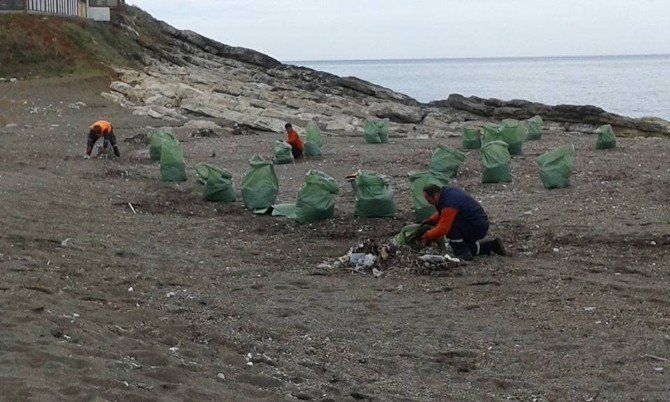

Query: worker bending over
[421,184,505,261]
[84,120,120,159]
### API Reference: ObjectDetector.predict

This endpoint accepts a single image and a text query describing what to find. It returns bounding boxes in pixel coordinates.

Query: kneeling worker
[84,120,120,159]
[284,123,304,159]
[421,184,505,261]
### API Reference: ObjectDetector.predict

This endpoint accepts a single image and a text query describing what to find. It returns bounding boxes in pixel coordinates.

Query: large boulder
[369,102,425,124]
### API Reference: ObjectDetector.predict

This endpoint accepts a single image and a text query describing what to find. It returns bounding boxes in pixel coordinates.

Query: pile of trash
[316,238,464,277]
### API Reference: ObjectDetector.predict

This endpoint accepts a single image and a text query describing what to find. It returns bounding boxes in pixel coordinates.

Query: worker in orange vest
[284,123,304,159]
[84,120,120,159]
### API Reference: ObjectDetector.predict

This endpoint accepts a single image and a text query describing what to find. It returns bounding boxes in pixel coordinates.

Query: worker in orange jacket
[284,123,304,159]
[84,120,120,159]
[421,184,505,261]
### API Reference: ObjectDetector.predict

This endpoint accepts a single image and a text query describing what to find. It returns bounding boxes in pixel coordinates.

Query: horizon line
[286,52,670,64]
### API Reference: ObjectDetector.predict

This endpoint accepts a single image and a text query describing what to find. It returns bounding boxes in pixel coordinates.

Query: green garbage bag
[537,144,574,189]
[482,125,502,145]
[354,170,395,218]
[149,131,174,161]
[462,127,481,149]
[242,155,278,213]
[430,145,466,178]
[527,115,543,140]
[408,171,451,221]
[481,141,512,183]
[273,140,294,164]
[195,163,236,202]
[160,137,187,182]
[364,119,389,144]
[304,121,324,157]
[296,170,341,224]
[596,124,617,149]
[394,224,431,246]
[500,119,525,155]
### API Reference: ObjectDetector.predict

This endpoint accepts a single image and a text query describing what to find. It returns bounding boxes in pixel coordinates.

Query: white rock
[183,120,222,130]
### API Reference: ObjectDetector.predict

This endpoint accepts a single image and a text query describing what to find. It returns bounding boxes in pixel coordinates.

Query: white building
[0,0,122,21]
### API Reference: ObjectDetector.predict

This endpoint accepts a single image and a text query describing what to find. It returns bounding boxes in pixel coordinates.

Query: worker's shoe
[478,238,506,256]
[449,240,473,261]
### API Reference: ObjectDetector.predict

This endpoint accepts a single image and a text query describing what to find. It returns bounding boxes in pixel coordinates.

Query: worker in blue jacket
[421,184,506,261]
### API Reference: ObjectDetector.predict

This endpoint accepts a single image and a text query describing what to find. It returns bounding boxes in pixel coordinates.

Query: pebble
[217,373,225,380]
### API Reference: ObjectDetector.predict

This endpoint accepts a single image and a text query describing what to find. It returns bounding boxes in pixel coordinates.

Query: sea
[291,54,670,120]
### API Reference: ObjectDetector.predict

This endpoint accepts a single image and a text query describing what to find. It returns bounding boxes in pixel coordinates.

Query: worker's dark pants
[446,218,489,256]
[292,148,303,159]
[87,132,120,157]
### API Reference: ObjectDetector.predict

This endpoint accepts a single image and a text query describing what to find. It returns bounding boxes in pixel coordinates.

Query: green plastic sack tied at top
[537,144,574,189]
[462,127,481,149]
[304,121,324,157]
[296,170,341,224]
[354,170,396,218]
[408,170,451,222]
[149,130,174,161]
[242,155,278,213]
[527,115,544,140]
[195,163,236,202]
[273,140,294,164]
[481,140,512,183]
[364,119,389,144]
[482,125,502,145]
[499,119,525,155]
[160,137,187,182]
[430,145,466,178]
[596,124,617,150]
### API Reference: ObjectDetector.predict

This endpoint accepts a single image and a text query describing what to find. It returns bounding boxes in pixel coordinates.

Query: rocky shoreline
[101,7,669,140]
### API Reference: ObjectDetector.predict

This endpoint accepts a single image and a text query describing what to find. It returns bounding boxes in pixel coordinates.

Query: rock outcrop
[436,94,670,137]
[99,5,668,139]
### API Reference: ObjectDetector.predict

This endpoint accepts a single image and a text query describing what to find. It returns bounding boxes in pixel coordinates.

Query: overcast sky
[129,0,670,61]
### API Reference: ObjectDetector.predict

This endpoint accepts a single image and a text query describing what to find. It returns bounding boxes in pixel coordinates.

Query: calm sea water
[292,55,670,120]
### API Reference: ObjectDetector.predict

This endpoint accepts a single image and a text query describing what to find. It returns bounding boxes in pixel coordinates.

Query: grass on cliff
[0,14,141,79]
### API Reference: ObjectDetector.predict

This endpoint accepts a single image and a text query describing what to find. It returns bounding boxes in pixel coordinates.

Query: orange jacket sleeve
[425,207,458,241]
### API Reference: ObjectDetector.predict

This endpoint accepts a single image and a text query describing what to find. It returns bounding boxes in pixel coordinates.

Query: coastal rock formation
[97,6,669,139]
[437,94,670,137]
